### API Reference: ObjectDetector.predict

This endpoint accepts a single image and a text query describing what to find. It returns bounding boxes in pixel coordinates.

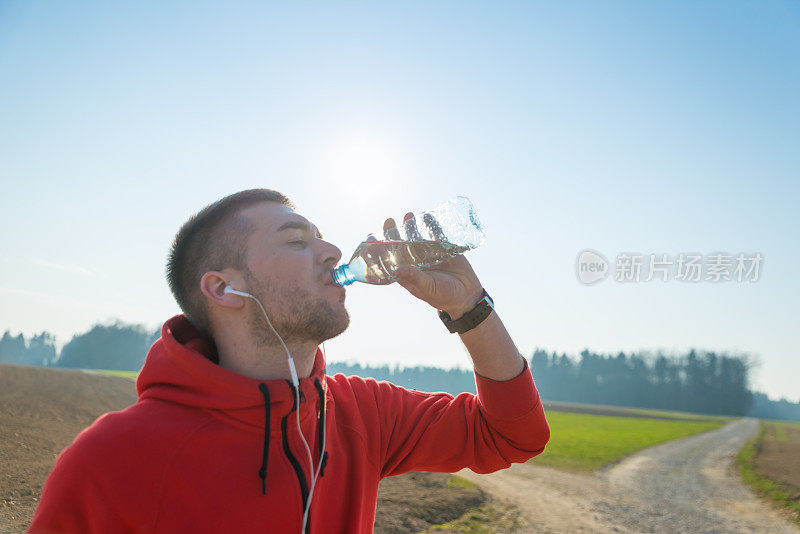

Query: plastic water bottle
[331,196,485,286]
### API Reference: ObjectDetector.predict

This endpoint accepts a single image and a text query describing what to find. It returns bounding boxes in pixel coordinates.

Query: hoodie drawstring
[313,378,329,477]
[257,379,329,496]
[258,383,270,495]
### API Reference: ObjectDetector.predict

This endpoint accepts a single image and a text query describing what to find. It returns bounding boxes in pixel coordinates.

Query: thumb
[396,265,418,280]
[396,265,435,300]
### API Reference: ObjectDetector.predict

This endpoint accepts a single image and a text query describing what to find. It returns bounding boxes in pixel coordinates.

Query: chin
[329,310,351,340]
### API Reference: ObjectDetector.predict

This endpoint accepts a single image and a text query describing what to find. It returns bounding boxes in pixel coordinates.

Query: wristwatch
[438,289,494,334]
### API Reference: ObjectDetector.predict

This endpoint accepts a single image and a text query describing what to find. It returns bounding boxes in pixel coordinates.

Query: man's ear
[201,271,245,308]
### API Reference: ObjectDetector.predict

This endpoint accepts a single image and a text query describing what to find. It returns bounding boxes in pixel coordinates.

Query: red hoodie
[29,315,549,533]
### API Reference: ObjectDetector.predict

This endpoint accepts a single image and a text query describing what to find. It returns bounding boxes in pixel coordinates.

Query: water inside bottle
[349,239,470,284]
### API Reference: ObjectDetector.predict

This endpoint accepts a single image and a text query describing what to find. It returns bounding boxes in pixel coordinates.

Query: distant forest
[1,321,798,422]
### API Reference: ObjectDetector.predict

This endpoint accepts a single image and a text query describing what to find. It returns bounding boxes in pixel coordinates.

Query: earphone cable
[238,291,327,534]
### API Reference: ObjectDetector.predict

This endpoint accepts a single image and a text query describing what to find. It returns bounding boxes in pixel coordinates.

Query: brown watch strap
[438,289,494,334]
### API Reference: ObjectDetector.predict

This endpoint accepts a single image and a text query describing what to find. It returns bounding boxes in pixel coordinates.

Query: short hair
[166,189,295,339]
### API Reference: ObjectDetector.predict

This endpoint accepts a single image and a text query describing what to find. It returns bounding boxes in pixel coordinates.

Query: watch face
[482,295,494,309]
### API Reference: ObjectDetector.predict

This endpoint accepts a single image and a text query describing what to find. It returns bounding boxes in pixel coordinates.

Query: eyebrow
[276,220,323,239]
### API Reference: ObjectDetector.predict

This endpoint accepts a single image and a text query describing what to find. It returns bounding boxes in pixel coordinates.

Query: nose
[319,239,342,267]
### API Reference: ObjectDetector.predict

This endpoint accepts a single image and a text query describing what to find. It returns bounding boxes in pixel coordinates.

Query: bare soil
[375,472,485,533]
[0,364,484,533]
[754,423,800,501]
[0,364,138,533]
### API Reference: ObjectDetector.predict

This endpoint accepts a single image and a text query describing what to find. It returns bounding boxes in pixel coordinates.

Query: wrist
[439,289,494,334]
[442,289,485,320]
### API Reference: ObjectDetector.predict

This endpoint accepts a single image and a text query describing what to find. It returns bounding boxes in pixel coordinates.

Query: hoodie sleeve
[370,359,550,478]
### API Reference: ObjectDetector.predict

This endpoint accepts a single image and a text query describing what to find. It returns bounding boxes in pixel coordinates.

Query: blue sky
[1,1,798,401]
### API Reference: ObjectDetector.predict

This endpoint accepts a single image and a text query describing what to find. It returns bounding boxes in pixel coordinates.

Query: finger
[369,221,399,276]
[396,264,415,279]
[383,218,401,241]
[378,214,413,268]
[403,212,423,241]
[426,254,476,279]
[396,265,434,300]
[422,213,446,242]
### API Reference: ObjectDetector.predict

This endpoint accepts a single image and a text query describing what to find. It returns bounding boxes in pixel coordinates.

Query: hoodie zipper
[282,381,310,529]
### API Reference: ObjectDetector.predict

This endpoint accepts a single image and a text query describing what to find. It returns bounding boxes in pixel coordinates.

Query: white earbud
[224,285,251,298]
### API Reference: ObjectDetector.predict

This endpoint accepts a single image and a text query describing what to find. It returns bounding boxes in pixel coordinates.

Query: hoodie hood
[137,314,328,429]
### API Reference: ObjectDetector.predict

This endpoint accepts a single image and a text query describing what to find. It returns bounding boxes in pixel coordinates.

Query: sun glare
[325,135,402,209]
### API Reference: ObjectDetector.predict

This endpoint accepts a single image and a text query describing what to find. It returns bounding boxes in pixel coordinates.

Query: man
[29,189,550,533]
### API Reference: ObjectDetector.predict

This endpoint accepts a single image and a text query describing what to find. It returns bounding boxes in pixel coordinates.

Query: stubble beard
[243,270,350,348]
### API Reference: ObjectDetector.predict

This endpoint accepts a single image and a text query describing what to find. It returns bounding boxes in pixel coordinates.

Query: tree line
[0,322,159,370]
[529,349,752,416]
[1,321,798,421]
[330,349,754,416]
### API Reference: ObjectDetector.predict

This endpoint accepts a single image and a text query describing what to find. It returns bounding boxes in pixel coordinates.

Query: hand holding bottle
[331,196,485,287]
[392,212,484,318]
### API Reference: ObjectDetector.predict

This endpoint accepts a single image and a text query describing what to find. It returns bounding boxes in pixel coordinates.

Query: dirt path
[458,418,798,533]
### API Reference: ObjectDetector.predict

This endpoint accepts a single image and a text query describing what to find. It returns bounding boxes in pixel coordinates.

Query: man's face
[237,202,349,346]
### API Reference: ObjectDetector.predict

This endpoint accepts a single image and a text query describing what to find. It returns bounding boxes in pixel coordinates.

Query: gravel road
[458,418,798,533]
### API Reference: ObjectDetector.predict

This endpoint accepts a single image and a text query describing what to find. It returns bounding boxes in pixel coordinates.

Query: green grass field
[95,369,138,379]
[532,411,727,471]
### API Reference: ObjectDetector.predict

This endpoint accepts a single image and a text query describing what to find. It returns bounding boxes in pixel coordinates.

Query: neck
[213,328,319,381]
